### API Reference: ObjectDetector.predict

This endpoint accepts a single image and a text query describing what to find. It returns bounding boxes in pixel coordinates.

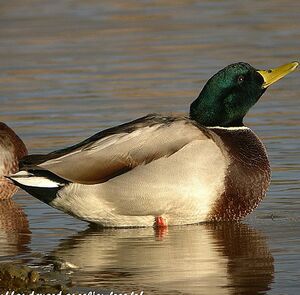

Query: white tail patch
[9,171,60,188]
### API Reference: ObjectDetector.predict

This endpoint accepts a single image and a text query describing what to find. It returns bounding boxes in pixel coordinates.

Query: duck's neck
[189,91,245,128]
[189,101,244,128]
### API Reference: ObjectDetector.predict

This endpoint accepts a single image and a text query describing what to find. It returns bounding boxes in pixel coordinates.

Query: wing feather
[20,115,210,184]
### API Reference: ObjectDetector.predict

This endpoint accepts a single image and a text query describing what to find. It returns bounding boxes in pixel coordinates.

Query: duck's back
[0,123,27,200]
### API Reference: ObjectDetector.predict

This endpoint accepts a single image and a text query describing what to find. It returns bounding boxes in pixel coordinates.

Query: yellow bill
[257,61,299,88]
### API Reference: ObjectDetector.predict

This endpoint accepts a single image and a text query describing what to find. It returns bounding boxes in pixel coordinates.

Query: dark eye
[237,75,244,83]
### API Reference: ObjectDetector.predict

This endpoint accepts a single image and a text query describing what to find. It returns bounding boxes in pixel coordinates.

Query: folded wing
[20,114,210,184]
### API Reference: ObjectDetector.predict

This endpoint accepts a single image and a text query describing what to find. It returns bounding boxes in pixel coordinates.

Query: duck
[8,61,298,227]
[0,123,27,200]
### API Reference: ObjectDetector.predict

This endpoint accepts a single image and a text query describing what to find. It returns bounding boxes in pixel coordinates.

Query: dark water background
[0,1,299,294]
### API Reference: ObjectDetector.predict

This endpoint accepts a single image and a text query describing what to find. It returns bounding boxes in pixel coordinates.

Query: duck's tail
[7,170,69,204]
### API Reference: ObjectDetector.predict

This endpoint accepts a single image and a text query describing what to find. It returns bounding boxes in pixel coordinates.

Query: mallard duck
[0,123,27,200]
[9,61,298,227]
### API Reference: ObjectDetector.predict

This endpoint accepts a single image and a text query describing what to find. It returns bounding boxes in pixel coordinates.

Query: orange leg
[155,216,168,228]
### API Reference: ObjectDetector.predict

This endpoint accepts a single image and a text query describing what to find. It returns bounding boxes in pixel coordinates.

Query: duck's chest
[207,127,271,221]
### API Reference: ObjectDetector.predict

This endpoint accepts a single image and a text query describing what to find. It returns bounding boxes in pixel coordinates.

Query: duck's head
[190,61,298,127]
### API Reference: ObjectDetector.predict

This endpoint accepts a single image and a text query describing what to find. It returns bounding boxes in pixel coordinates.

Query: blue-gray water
[0,1,299,294]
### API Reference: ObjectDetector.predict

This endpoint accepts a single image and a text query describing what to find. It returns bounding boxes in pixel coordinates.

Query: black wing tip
[19,154,50,169]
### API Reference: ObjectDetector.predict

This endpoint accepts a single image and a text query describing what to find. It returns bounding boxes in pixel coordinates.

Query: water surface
[0,1,299,294]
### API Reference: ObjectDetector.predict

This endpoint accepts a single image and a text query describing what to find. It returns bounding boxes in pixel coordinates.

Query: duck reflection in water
[47,223,273,295]
[0,199,31,257]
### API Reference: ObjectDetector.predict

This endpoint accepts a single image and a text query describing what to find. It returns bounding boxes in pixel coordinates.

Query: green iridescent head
[190,62,298,127]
